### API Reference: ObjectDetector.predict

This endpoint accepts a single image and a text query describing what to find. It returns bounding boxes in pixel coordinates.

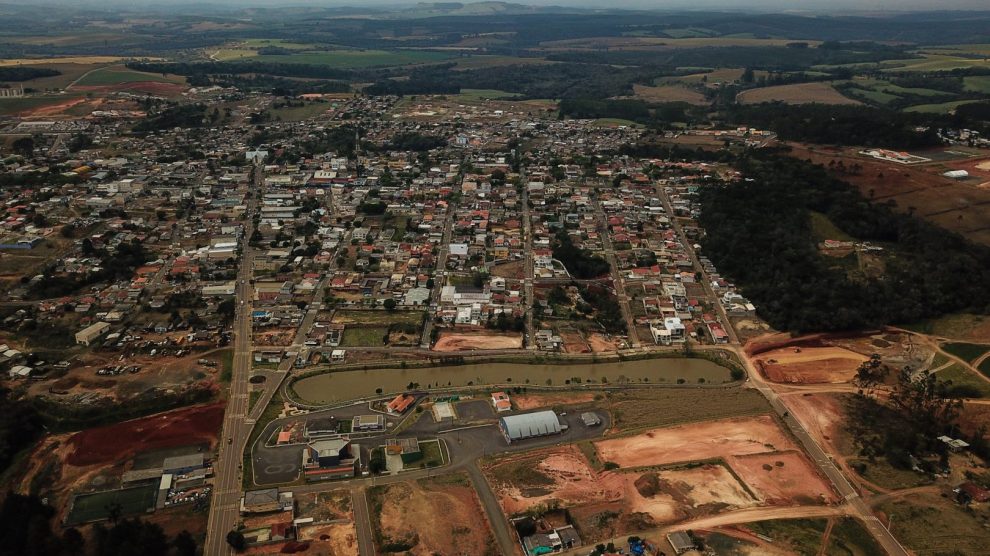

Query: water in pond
[292,358,730,405]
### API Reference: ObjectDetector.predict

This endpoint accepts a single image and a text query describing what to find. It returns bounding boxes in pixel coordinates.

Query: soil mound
[634,472,662,497]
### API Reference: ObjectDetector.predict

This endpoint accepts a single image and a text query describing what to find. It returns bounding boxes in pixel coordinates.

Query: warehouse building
[499,410,563,443]
[75,322,110,346]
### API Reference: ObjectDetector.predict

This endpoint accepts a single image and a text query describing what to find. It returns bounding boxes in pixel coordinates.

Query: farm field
[247,49,456,68]
[904,99,985,114]
[629,83,708,105]
[963,75,990,94]
[0,95,84,116]
[0,62,97,90]
[0,56,128,66]
[366,473,498,556]
[451,55,552,70]
[737,82,860,105]
[74,65,185,87]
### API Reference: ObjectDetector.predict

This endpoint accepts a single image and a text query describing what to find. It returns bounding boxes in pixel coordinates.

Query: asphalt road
[203,164,262,556]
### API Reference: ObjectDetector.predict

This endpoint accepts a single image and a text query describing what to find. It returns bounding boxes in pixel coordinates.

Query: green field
[248,49,456,68]
[340,327,389,347]
[904,99,985,114]
[456,89,523,101]
[0,95,82,116]
[942,342,990,363]
[75,66,183,86]
[879,495,990,555]
[267,101,336,122]
[937,364,990,398]
[65,485,158,525]
[810,211,855,243]
[844,87,900,105]
[826,518,885,556]
[963,75,990,94]
[746,519,827,554]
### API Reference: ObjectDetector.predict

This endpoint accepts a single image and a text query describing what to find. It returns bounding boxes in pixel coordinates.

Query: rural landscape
[1,1,990,555]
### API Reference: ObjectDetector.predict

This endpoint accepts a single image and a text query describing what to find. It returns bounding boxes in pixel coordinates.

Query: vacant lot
[367,473,497,556]
[433,330,522,351]
[66,403,223,466]
[248,49,455,68]
[331,309,424,327]
[737,82,860,105]
[606,388,770,433]
[878,492,990,555]
[756,346,868,384]
[596,416,794,468]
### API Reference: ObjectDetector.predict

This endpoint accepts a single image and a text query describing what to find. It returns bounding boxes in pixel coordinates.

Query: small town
[3,4,990,556]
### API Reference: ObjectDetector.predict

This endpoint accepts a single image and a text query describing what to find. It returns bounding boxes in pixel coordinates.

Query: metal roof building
[499,410,561,443]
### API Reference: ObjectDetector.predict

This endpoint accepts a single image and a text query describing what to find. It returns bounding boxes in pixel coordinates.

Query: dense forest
[553,231,610,279]
[725,104,943,149]
[0,67,59,82]
[132,104,211,133]
[699,150,990,332]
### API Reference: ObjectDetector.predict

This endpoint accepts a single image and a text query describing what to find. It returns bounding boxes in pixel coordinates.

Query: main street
[204,164,262,556]
[591,195,641,347]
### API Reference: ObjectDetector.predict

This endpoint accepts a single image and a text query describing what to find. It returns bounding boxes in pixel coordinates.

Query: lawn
[245,392,286,488]
[402,440,446,469]
[75,65,184,86]
[941,342,990,364]
[65,484,158,525]
[219,348,233,383]
[248,49,455,68]
[341,326,389,347]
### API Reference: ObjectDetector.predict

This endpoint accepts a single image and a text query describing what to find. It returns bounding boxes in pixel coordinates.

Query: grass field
[0,56,127,67]
[963,75,990,94]
[882,53,990,72]
[65,484,158,525]
[456,89,523,101]
[0,95,83,116]
[850,457,933,490]
[630,83,708,105]
[827,518,885,556]
[937,364,990,398]
[331,309,425,327]
[607,388,770,432]
[904,99,985,114]
[843,87,900,105]
[341,327,389,347]
[878,494,990,555]
[247,49,456,68]
[902,313,990,342]
[591,118,642,128]
[451,55,551,70]
[267,101,335,122]
[942,342,990,363]
[745,519,827,554]
[75,65,184,86]
[810,211,855,242]
[737,82,860,105]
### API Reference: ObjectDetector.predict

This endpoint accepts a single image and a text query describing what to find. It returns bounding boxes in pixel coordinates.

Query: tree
[226,530,247,552]
[172,530,197,556]
[12,137,34,157]
[853,354,889,398]
[425,278,435,289]
[888,368,962,437]
[383,298,397,312]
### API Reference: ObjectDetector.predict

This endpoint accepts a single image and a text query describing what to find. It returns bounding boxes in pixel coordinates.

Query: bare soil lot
[65,402,224,466]
[756,346,868,384]
[368,473,498,556]
[433,330,522,351]
[595,416,796,468]
[513,391,596,411]
[731,451,835,505]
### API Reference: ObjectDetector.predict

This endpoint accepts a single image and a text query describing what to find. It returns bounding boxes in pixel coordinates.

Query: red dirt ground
[433,331,522,351]
[730,451,837,504]
[594,416,796,468]
[65,402,224,466]
[513,392,596,411]
[756,346,867,384]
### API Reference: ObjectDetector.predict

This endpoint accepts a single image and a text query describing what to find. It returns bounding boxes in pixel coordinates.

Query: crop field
[247,49,456,68]
[630,83,708,105]
[0,56,128,66]
[74,65,184,87]
[538,36,818,50]
[882,53,990,72]
[737,82,860,105]
[451,55,552,70]
[65,484,158,525]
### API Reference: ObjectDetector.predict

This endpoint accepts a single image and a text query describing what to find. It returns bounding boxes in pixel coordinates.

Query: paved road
[350,487,375,556]
[592,196,641,347]
[466,461,519,556]
[521,170,536,349]
[420,203,455,348]
[203,164,262,556]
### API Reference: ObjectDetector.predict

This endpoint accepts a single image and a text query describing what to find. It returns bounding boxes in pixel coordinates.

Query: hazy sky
[32,0,990,12]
